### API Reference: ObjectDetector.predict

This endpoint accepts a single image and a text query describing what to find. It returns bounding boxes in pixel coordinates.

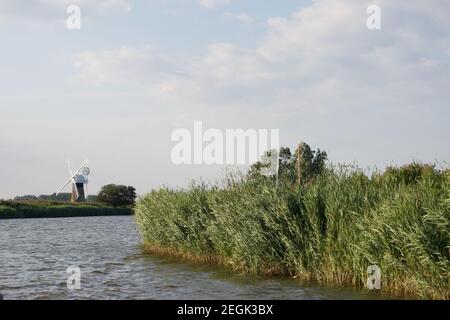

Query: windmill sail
[56,159,90,202]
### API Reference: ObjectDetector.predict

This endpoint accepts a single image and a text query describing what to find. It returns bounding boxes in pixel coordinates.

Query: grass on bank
[0,200,133,219]
[135,164,450,299]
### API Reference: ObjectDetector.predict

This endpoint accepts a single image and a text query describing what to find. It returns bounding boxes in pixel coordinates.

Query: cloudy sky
[0,0,449,198]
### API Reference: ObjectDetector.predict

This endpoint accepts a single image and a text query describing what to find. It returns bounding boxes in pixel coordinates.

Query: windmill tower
[57,159,91,202]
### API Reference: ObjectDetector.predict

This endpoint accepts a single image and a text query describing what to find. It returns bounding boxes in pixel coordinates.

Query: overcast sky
[0,0,449,199]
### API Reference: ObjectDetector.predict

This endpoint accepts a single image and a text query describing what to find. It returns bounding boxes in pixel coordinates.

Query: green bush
[97,184,136,207]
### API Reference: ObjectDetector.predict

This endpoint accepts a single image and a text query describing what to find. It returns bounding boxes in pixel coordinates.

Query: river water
[0,216,401,300]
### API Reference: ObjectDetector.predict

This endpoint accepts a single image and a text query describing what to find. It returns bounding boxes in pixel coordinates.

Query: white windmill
[57,159,91,202]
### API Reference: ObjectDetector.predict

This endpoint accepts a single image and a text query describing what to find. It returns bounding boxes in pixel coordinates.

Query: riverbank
[135,164,450,299]
[0,200,133,219]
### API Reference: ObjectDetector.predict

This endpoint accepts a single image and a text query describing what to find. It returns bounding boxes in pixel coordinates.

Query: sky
[0,0,449,199]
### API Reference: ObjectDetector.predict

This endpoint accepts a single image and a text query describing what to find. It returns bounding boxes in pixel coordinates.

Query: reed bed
[135,164,449,299]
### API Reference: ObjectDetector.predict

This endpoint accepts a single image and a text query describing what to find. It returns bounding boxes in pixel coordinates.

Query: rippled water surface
[1,216,400,300]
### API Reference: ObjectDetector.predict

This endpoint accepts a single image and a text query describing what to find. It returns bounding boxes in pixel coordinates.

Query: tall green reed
[135,164,449,298]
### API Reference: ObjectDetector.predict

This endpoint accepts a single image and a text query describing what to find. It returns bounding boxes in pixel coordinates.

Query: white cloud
[40,0,131,11]
[71,0,450,113]
[72,46,179,87]
[198,0,233,9]
[0,0,131,22]
[69,0,450,170]
[224,12,253,23]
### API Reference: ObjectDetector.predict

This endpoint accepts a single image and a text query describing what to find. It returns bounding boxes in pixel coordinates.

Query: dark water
[0,216,400,300]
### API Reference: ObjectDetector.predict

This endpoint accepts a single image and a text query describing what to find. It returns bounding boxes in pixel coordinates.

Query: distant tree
[248,148,288,181]
[13,195,38,201]
[248,142,328,186]
[38,193,71,202]
[247,160,265,179]
[97,184,136,207]
[14,193,72,202]
[86,195,98,202]
[278,147,296,183]
[294,142,328,185]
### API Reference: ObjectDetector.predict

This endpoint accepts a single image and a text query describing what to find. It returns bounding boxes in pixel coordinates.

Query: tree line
[13,184,136,208]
